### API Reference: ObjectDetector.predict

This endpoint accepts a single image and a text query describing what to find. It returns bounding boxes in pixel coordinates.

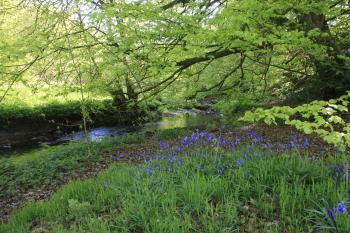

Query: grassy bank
[0,99,118,128]
[0,86,110,124]
[1,129,349,232]
[0,85,157,129]
[0,127,196,197]
[0,133,147,199]
[0,128,194,220]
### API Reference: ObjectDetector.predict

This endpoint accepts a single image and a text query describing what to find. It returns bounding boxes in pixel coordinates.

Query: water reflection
[60,109,220,142]
[1,109,222,155]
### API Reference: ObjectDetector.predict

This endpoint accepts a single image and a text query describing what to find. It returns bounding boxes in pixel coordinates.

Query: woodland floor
[0,124,338,223]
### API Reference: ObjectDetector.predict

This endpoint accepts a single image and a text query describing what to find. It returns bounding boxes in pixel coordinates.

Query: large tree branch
[161,0,191,10]
[190,55,245,98]
[246,55,311,76]
[137,48,237,95]
[176,49,235,67]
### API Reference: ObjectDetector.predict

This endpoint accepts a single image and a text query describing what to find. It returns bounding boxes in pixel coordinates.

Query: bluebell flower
[327,208,336,223]
[246,129,254,138]
[303,137,310,148]
[235,136,241,144]
[181,136,189,146]
[252,135,263,143]
[289,139,296,148]
[206,133,212,142]
[236,160,243,166]
[114,151,124,161]
[335,201,347,214]
[292,132,298,141]
[178,159,183,166]
[190,133,199,144]
[218,135,223,144]
[146,167,153,174]
[335,165,349,180]
[159,141,169,151]
[244,172,249,178]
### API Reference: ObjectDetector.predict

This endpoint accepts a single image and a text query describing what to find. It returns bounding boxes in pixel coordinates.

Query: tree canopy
[1,0,350,109]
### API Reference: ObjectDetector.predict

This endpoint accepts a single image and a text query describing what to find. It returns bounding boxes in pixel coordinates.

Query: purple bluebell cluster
[327,201,347,223]
[110,126,350,227]
[303,137,310,148]
[327,208,336,223]
[109,127,328,176]
[335,165,349,180]
[236,160,243,166]
[136,127,266,177]
[336,201,347,214]
[113,126,326,168]
[114,150,123,161]
[146,167,153,174]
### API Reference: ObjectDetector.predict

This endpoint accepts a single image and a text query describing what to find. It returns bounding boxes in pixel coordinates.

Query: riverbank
[0,107,220,156]
[0,126,349,232]
[0,125,344,224]
[0,128,193,222]
[0,99,162,155]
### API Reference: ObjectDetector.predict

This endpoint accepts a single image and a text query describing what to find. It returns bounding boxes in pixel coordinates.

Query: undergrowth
[0,133,146,199]
[1,128,349,232]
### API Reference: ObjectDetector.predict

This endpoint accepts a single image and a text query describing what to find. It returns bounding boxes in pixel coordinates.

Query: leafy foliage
[241,91,350,150]
[1,0,349,111]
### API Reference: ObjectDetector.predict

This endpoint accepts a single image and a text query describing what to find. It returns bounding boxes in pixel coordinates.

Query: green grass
[153,128,194,141]
[0,132,147,199]
[0,99,115,123]
[0,128,192,200]
[0,85,114,124]
[1,144,349,232]
[1,85,110,107]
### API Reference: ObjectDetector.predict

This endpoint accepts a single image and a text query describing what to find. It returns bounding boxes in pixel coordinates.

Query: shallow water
[0,109,222,156]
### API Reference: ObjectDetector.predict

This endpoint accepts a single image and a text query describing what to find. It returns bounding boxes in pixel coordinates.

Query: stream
[0,109,223,156]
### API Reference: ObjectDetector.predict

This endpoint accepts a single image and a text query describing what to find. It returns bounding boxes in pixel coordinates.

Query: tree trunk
[298,12,350,100]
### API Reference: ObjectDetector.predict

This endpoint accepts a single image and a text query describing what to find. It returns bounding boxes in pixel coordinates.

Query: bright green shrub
[241,91,350,150]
